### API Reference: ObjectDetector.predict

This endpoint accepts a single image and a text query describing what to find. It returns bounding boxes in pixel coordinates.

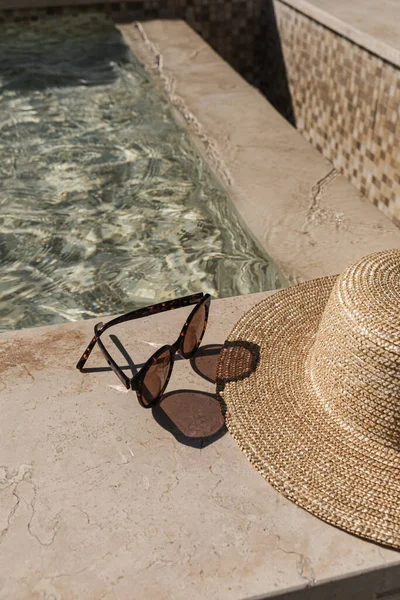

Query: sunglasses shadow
[189,343,222,384]
[135,341,225,449]
[152,389,227,449]
[80,334,226,448]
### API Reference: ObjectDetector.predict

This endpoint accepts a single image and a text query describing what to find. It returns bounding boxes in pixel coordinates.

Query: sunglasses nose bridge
[172,335,183,353]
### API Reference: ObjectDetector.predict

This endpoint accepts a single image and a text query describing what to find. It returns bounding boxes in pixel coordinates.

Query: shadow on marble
[83,338,227,447]
[153,340,262,448]
[189,343,222,383]
[152,389,227,449]
[78,335,261,448]
[216,339,261,385]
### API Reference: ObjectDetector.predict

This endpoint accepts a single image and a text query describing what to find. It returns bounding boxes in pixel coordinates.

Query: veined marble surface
[0,292,399,600]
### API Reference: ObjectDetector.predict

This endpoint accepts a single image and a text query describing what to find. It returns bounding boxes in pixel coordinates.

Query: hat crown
[309,249,400,450]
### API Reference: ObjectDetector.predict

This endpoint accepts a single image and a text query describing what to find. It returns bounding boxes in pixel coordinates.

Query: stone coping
[280,0,400,68]
[1,292,400,599]
[120,20,400,285]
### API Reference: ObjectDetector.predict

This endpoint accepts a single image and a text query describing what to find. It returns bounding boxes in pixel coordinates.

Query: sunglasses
[76,292,211,407]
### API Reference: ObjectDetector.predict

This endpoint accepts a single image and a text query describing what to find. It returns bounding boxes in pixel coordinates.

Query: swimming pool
[0,14,282,331]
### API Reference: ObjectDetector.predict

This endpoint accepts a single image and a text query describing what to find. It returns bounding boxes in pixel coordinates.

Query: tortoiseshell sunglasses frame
[76,292,211,407]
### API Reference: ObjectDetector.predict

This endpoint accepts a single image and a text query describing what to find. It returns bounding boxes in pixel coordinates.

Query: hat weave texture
[217,249,400,549]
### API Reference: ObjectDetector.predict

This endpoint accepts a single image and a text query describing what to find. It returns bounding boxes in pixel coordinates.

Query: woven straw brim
[217,276,400,550]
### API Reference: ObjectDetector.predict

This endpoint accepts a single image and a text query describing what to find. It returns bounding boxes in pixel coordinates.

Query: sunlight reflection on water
[0,14,282,331]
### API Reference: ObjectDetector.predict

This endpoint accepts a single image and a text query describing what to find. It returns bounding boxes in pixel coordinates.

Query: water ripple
[0,14,283,331]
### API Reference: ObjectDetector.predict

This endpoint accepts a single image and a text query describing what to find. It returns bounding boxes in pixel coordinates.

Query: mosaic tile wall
[0,2,176,22]
[271,1,400,225]
[1,0,399,224]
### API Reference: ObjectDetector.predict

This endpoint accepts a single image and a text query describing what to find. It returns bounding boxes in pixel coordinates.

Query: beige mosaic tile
[273,1,400,225]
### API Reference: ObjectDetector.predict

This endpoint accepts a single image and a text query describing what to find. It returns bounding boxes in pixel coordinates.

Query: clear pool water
[0,14,282,331]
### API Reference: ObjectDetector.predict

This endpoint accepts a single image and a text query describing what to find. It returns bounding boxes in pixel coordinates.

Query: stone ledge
[120,19,400,284]
[1,292,399,599]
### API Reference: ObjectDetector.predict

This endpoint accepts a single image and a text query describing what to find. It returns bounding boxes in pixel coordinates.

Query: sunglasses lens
[183,304,206,356]
[141,348,171,406]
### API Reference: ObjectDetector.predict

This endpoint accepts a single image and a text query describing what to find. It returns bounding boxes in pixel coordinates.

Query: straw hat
[217,249,400,549]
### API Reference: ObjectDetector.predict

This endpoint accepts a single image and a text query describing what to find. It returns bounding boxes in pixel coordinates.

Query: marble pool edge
[118,19,400,286]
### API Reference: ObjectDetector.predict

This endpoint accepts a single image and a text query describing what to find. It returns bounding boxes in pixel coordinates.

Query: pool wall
[266,1,400,226]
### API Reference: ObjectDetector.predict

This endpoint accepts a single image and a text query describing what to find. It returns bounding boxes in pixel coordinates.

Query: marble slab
[1,292,399,599]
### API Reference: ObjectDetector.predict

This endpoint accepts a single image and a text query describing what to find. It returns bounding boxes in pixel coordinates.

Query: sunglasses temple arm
[103,292,205,330]
[76,292,209,371]
[76,336,98,370]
